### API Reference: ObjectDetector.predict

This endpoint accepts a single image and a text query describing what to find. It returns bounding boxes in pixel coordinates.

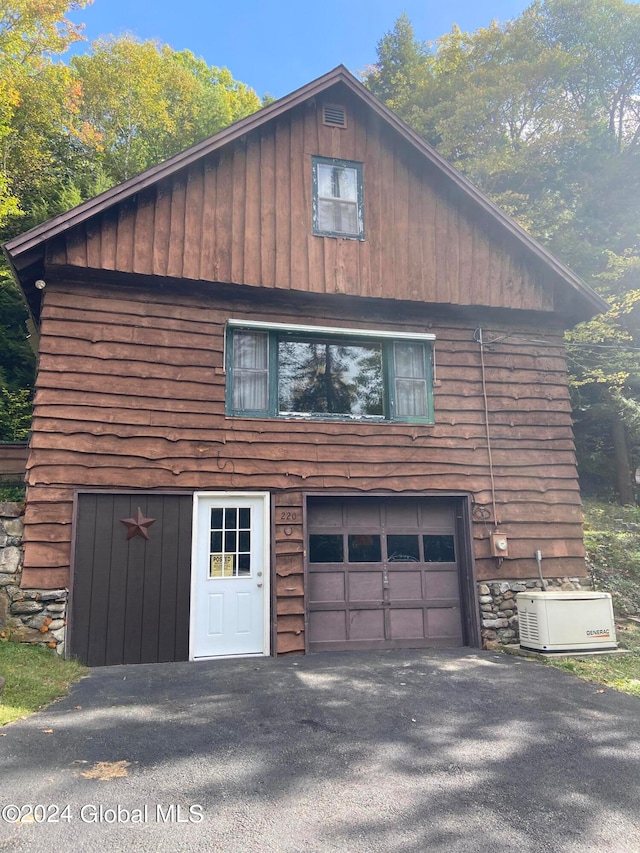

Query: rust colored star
[120,506,156,541]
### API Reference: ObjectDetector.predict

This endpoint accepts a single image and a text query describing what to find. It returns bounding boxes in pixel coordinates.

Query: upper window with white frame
[312,156,364,240]
[226,321,434,424]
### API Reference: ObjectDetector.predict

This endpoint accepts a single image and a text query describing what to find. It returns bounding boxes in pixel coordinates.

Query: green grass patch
[547,620,640,696]
[583,499,640,617]
[542,500,640,696]
[0,642,87,726]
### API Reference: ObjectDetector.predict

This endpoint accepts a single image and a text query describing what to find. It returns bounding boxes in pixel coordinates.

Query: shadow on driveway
[1,649,639,852]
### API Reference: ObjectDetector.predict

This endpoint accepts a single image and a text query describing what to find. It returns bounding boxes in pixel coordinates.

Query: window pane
[233,331,269,412]
[334,167,357,200]
[394,342,426,379]
[237,554,251,575]
[225,530,237,552]
[317,163,334,198]
[387,535,420,562]
[309,534,344,563]
[317,199,358,235]
[210,531,222,553]
[238,531,250,552]
[233,371,269,411]
[348,534,382,562]
[423,535,456,562]
[225,508,237,528]
[394,342,429,417]
[238,508,251,529]
[395,378,428,417]
[278,339,383,417]
[334,201,358,234]
[211,508,223,530]
[318,199,337,233]
[317,164,357,201]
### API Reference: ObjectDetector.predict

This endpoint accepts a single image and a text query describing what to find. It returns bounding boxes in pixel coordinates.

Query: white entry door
[191,492,270,659]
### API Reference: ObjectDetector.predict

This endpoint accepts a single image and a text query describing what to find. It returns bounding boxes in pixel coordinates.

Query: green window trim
[225,325,435,425]
[312,156,365,240]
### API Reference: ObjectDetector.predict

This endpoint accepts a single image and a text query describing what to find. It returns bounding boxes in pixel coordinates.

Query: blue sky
[68,0,535,99]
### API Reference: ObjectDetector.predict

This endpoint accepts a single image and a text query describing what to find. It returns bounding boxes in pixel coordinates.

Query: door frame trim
[189,491,271,661]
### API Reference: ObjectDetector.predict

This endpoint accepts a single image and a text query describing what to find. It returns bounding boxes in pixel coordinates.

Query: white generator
[516,591,617,653]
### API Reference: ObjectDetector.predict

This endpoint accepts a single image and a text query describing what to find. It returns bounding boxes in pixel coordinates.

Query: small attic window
[312,156,364,239]
[323,104,347,128]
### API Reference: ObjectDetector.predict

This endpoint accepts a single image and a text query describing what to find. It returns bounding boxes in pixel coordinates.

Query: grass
[543,499,640,697]
[0,642,87,726]
[548,620,640,697]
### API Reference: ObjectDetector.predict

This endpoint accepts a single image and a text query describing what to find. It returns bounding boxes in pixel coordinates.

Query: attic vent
[323,104,347,128]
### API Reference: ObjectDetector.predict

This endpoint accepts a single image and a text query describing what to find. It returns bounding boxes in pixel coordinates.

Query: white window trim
[227,319,435,342]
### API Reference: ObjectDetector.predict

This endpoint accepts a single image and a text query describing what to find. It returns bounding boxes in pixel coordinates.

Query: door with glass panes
[191,493,269,658]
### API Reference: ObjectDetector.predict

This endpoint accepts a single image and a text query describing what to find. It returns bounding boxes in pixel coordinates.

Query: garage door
[71,493,193,666]
[306,497,464,652]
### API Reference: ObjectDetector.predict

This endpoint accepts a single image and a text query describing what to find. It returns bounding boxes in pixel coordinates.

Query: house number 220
[280,512,297,521]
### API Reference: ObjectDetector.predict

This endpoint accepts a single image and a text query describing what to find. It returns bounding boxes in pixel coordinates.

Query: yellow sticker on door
[210,554,234,577]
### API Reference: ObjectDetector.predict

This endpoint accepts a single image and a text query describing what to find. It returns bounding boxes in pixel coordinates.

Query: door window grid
[209,507,252,577]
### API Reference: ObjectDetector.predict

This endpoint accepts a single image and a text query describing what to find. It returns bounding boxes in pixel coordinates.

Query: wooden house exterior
[3,67,608,666]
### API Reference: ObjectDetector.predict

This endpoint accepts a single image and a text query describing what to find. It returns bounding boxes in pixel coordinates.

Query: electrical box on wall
[490,532,509,558]
[517,591,617,653]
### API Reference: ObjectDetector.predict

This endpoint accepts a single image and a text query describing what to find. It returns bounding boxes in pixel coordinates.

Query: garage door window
[309,533,455,565]
[309,534,344,563]
[423,535,456,562]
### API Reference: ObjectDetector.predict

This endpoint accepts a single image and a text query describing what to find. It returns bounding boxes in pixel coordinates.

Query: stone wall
[0,502,67,654]
[479,577,593,649]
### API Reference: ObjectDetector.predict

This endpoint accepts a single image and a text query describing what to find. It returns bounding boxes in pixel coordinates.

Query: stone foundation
[478,576,592,649]
[0,502,67,655]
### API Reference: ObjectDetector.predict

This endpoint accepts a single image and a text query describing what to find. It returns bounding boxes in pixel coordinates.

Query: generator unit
[516,591,617,654]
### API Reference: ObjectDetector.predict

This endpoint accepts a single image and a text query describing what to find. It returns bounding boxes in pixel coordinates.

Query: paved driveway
[1,649,639,852]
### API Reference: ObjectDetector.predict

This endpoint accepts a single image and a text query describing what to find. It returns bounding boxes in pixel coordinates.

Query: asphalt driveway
[1,649,639,852]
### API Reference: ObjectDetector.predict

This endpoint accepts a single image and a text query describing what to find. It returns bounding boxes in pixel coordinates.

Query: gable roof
[3,64,608,320]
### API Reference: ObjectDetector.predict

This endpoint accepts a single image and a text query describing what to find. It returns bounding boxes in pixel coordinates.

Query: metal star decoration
[120,506,156,540]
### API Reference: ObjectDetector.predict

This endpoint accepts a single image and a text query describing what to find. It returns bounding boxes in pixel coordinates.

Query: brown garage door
[306,497,465,652]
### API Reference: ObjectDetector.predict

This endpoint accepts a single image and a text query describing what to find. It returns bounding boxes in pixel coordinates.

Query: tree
[0,2,91,441]
[363,13,433,134]
[364,2,640,502]
[72,37,262,184]
[0,1,92,235]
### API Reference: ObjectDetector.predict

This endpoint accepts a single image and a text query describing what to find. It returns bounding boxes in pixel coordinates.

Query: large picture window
[226,323,434,423]
[312,156,364,239]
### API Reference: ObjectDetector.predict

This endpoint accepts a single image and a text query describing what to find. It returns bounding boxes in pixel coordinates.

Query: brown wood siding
[24,279,585,654]
[0,443,28,482]
[47,94,554,314]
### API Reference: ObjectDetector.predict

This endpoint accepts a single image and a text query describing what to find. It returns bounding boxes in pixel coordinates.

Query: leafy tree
[72,37,262,183]
[363,13,433,133]
[0,1,92,235]
[364,2,640,502]
[0,2,90,440]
